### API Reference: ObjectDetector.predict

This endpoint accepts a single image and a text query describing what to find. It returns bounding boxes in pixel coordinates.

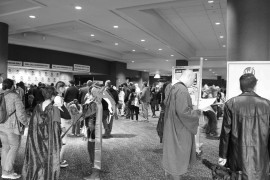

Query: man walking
[162,70,200,180]
[140,82,151,121]
[219,73,270,180]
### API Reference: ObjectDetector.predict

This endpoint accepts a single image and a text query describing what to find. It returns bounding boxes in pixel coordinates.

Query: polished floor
[3,111,223,180]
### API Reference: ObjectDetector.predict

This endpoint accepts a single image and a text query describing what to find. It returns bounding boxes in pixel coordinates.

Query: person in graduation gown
[162,70,200,180]
[22,86,62,180]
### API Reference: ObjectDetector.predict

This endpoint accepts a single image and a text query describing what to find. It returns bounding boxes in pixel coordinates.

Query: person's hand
[218,157,227,166]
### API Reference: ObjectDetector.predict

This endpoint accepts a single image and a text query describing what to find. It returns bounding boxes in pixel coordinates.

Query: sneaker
[60,160,69,168]
[1,173,21,179]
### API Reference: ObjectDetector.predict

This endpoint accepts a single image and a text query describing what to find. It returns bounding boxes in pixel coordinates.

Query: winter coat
[219,91,270,180]
[0,89,27,135]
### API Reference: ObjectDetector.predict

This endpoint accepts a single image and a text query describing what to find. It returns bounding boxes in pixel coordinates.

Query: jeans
[102,110,114,136]
[141,102,149,120]
[72,121,81,135]
[0,126,21,175]
[130,105,139,120]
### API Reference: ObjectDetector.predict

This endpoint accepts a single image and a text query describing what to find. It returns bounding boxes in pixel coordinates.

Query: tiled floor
[2,111,223,180]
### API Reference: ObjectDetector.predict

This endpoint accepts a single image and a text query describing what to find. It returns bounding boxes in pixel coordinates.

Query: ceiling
[0,0,227,79]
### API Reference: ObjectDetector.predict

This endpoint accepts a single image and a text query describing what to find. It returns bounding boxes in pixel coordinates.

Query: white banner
[74,64,90,72]
[227,61,270,101]
[52,64,73,71]
[23,62,50,69]
[8,60,22,67]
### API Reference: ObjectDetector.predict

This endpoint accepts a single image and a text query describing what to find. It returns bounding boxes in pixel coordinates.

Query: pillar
[176,60,188,66]
[227,0,270,61]
[0,22,8,79]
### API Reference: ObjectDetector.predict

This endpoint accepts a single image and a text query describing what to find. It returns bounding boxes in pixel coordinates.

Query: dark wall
[8,44,149,87]
[8,44,111,74]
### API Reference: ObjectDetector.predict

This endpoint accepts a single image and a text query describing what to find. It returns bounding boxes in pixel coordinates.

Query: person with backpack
[0,78,28,179]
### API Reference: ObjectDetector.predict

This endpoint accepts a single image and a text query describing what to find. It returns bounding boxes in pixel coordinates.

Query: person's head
[131,88,136,93]
[122,83,127,87]
[86,80,93,87]
[69,80,75,86]
[143,81,148,88]
[55,81,66,94]
[41,86,57,100]
[2,78,14,90]
[239,73,257,92]
[179,70,196,88]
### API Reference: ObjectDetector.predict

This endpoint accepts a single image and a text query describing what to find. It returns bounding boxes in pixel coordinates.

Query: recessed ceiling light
[205,59,208,61]
[75,6,82,10]
[208,0,214,3]
[223,45,226,47]
[132,49,136,52]
[90,34,95,37]
[170,54,174,57]
[115,43,119,46]
[220,35,224,38]
[212,71,215,73]
[158,48,163,51]
[141,39,145,42]
[144,70,146,71]
[209,69,212,71]
[132,61,135,63]
[29,15,36,19]
[215,22,221,25]
[166,60,169,61]
[113,25,119,29]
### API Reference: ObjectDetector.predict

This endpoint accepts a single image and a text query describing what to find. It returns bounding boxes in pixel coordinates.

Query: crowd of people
[0,77,168,180]
[0,70,269,180]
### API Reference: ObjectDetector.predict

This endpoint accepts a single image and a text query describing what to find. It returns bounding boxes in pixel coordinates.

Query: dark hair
[42,86,57,100]
[2,78,14,90]
[240,73,257,92]
[143,81,148,87]
[55,81,65,90]
[69,80,75,85]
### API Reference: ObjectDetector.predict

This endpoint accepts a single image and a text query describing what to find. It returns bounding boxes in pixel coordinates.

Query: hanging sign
[74,64,90,72]
[8,60,22,67]
[52,64,73,71]
[23,62,50,69]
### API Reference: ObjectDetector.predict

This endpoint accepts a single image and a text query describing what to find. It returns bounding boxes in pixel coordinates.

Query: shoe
[60,160,69,168]
[1,173,21,179]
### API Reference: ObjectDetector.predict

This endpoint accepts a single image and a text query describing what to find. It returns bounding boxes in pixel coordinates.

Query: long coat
[22,103,62,180]
[162,82,199,176]
[219,91,270,180]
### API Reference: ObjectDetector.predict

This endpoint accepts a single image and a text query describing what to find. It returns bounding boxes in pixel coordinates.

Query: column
[227,0,270,61]
[0,22,8,79]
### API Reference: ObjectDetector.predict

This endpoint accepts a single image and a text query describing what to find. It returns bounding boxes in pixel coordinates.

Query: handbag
[202,159,242,180]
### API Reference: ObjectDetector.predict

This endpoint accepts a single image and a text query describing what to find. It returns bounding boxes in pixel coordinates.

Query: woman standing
[22,86,62,180]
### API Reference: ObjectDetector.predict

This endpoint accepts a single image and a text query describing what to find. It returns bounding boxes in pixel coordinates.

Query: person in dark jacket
[32,82,45,107]
[79,80,93,104]
[64,80,79,104]
[218,73,270,180]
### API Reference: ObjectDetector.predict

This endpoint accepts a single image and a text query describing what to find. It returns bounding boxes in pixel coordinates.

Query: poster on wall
[227,61,270,101]
[7,68,66,85]
[172,65,202,107]
[74,64,90,72]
